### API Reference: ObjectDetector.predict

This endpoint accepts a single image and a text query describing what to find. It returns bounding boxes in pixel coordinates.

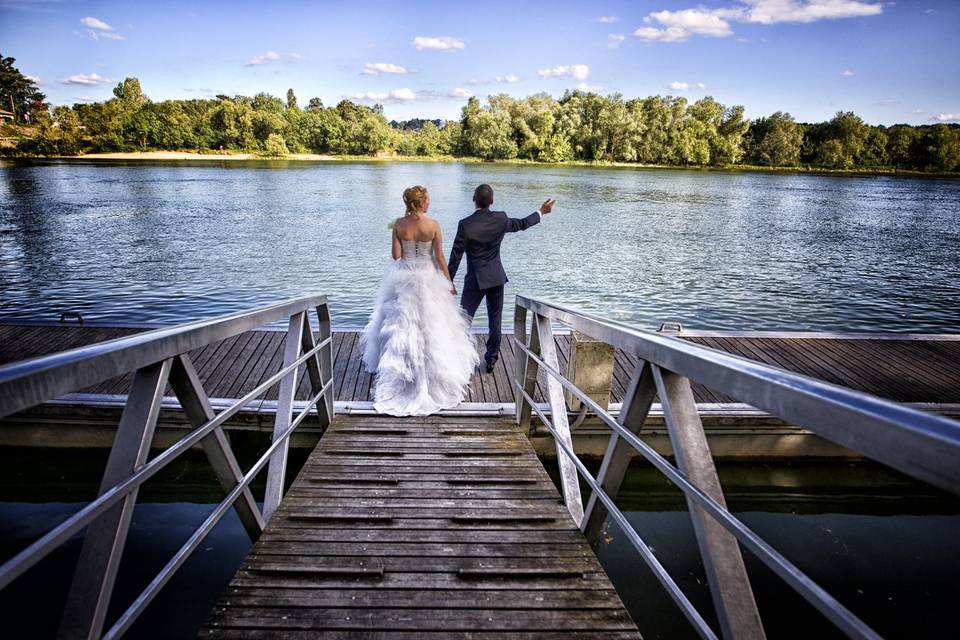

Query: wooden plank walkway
[1,324,958,408]
[199,414,640,639]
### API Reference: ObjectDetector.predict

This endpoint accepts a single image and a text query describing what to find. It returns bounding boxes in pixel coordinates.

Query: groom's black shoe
[485,360,496,374]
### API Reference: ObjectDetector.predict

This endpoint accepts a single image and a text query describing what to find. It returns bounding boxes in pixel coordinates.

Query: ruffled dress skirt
[361,257,479,416]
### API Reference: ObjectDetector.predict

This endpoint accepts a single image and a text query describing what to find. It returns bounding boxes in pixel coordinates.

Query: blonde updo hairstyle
[403,185,429,215]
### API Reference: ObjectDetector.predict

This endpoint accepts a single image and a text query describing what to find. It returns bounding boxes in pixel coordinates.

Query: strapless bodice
[401,240,434,262]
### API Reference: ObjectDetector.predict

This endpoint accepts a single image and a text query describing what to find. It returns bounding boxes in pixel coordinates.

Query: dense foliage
[5,68,959,172]
[0,55,47,123]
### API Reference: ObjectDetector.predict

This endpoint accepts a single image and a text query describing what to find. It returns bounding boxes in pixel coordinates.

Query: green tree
[886,125,919,168]
[816,111,869,168]
[208,98,254,149]
[0,54,47,123]
[459,96,517,159]
[286,88,298,110]
[921,124,960,172]
[306,97,324,112]
[860,128,889,167]
[113,77,148,109]
[747,112,803,166]
[261,132,288,156]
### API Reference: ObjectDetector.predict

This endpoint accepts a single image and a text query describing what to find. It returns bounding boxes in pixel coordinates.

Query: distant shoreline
[4,151,958,178]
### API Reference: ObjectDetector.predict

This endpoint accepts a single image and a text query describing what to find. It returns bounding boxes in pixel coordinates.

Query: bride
[361,185,479,416]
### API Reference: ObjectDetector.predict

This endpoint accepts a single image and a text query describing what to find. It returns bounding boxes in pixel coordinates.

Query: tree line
[3,58,958,172]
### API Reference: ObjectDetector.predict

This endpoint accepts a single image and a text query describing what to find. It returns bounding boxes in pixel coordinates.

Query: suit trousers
[460,275,504,367]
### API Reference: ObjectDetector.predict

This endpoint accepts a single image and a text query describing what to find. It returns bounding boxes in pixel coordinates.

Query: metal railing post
[58,359,172,640]
[517,308,540,432]
[315,303,335,424]
[168,354,264,540]
[300,317,328,425]
[513,303,528,420]
[583,361,657,544]
[263,311,306,521]
[536,314,584,526]
[652,365,766,640]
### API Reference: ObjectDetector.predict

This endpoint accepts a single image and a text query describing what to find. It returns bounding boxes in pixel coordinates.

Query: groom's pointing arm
[506,199,556,232]
[505,210,542,233]
[447,220,466,280]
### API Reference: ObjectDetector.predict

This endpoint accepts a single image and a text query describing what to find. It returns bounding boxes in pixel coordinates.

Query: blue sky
[1,0,957,125]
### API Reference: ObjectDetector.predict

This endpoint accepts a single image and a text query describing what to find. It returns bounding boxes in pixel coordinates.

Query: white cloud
[537,64,590,80]
[80,16,112,30]
[352,88,418,104]
[81,16,125,40]
[468,75,520,85]
[25,75,42,85]
[289,53,303,60]
[607,33,626,48]
[932,113,960,123]
[362,62,409,76]
[596,16,618,23]
[634,26,694,42]
[350,87,475,104]
[576,82,604,92]
[60,72,111,86]
[669,81,707,91]
[909,108,925,114]
[635,9,736,42]
[740,0,883,24]
[245,51,281,66]
[87,30,124,41]
[840,68,855,76]
[72,96,97,103]
[634,1,883,42]
[413,36,465,51]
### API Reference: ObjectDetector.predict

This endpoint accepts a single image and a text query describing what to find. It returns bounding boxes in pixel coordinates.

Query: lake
[1,450,957,639]
[1,159,959,332]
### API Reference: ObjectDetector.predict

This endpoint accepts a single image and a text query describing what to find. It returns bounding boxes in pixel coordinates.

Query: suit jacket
[447,207,541,290]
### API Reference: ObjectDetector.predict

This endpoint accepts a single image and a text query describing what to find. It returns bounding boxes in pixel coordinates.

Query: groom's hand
[538,199,557,215]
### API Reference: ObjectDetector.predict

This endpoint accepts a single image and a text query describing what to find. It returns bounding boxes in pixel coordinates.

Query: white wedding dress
[361,239,479,416]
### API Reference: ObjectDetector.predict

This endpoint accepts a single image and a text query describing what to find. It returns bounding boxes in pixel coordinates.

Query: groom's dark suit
[447,207,541,368]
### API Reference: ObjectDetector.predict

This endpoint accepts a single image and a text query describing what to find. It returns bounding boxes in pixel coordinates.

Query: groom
[447,184,556,373]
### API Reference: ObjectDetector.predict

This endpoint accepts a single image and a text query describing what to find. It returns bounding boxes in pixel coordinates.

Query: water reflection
[0,160,958,331]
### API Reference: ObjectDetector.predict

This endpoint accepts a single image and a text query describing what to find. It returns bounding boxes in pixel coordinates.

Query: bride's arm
[432,227,455,284]
[391,223,402,260]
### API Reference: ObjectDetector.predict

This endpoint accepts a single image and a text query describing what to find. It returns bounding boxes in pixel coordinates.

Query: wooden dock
[200,414,640,638]
[2,297,958,640]
[1,323,957,407]
[2,323,958,457]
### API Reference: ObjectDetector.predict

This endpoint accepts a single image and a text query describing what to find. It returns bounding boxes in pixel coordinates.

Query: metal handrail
[513,295,960,640]
[517,295,960,495]
[0,294,335,640]
[0,293,329,418]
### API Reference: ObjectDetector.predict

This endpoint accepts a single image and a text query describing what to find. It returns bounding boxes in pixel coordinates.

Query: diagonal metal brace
[169,354,264,540]
[583,360,657,544]
[653,365,766,640]
[58,358,172,640]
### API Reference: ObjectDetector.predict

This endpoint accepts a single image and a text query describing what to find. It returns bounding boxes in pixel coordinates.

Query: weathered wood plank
[201,414,640,636]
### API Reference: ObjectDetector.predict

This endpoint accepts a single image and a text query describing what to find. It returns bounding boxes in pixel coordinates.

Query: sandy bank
[74,151,338,161]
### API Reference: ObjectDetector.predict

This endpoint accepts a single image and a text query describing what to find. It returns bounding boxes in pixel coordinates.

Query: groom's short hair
[473,184,494,208]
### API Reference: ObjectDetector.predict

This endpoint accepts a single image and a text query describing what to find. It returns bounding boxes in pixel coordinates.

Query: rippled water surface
[1,160,958,331]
